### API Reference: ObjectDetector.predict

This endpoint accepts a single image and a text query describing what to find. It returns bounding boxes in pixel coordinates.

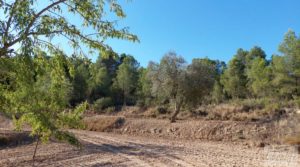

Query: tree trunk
[170,101,182,123]
[123,90,126,107]
[123,83,126,107]
[32,136,40,167]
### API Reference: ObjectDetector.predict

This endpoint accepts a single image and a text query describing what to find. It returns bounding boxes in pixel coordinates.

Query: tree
[70,55,91,106]
[0,0,138,162]
[221,49,248,99]
[0,52,87,163]
[150,52,186,122]
[210,60,226,104]
[277,30,300,97]
[0,0,138,57]
[136,67,153,106]
[211,81,225,104]
[88,51,120,102]
[185,58,218,105]
[246,46,266,66]
[89,65,112,102]
[114,55,139,106]
[247,57,271,97]
[149,53,216,122]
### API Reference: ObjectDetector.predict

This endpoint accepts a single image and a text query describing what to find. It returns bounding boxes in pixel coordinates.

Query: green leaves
[114,55,139,105]
[1,53,86,145]
[0,0,138,58]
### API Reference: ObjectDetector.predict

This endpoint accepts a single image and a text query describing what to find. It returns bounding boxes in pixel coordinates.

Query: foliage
[246,57,271,97]
[0,0,138,57]
[147,52,186,122]
[93,97,114,112]
[221,49,248,99]
[113,55,139,105]
[1,53,86,144]
[271,30,300,98]
[136,67,153,106]
[0,0,138,148]
[185,58,218,105]
[69,56,91,105]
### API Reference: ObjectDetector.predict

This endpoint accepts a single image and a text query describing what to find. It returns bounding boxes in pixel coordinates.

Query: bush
[136,99,145,107]
[293,96,300,109]
[156,106,168,114]
[93,97,113,112]
[136,98,154,108]
[231,98,267,111]
[105,107,116,114]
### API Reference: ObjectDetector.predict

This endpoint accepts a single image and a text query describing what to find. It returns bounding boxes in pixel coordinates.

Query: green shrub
[136,99,145,107]
[93,97,113,112]
[156,106,168,114]
[105,107,116,114]
[293,96,300,108]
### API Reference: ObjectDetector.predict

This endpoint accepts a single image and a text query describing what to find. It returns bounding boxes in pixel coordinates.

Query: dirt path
[0,130,299,167]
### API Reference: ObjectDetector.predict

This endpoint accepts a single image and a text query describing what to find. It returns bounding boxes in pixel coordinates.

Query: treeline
[1,30,300,122]
[66,30,300,120]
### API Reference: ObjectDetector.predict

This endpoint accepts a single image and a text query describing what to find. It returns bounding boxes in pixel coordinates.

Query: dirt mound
[99,117,298,147]
[83,116,125,132]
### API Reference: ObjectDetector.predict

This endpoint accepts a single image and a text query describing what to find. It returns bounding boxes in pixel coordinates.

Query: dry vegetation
[82,116,125,132]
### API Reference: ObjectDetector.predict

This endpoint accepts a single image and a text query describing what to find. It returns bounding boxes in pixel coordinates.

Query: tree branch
[3,0,19,45]
[5,0,67,49]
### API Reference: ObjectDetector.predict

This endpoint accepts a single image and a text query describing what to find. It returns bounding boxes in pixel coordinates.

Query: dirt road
[0,130,299,167]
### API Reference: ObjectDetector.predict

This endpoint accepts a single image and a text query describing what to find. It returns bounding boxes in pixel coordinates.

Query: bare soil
[1,112,299,167]
[0,130,299,167]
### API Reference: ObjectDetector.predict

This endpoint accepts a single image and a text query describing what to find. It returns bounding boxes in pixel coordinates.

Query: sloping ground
[84,116,297,147]
[0,130,299,167]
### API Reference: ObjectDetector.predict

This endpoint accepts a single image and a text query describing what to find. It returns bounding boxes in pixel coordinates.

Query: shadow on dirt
[0,131,34,149]
[84,141,183,159]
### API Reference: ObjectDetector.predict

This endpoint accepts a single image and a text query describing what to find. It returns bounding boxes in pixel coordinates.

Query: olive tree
[149,52,216,122]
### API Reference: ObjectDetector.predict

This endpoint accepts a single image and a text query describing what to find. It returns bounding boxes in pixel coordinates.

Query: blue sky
[102,0,300,66]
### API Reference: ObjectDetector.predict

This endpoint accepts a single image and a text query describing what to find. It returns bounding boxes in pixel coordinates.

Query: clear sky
[103,0,300,66]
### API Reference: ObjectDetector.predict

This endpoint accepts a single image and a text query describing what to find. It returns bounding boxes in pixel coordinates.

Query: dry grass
[82,116,125,132]
[285,135,300,145]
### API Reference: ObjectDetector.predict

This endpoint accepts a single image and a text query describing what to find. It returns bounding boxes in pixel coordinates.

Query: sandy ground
[0,130,299,167]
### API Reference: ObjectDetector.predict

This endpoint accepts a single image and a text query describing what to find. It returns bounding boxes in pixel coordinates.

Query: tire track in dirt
[79,135,152,167]
[75,130,200,167]
[1,130,299,166]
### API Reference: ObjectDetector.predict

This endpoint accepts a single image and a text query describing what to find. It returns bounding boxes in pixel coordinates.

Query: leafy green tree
[136,67,153,106]
[89,65,112,102]
[0,52,87,162]
[149,53,216,122]
[247,57,271,97]
[271,55,296,98]
[186,58,218,105]
[0,0,138,162]
[95,51,120,77]
[277,30,300,97]
[0,0,138,57]
[70,56,91,106]
[113,55,139,106]
[221,49,248,99]
[88,51,120,102]
[246,46,266,66]
[211,81,225,104]
[148,52,186,122]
